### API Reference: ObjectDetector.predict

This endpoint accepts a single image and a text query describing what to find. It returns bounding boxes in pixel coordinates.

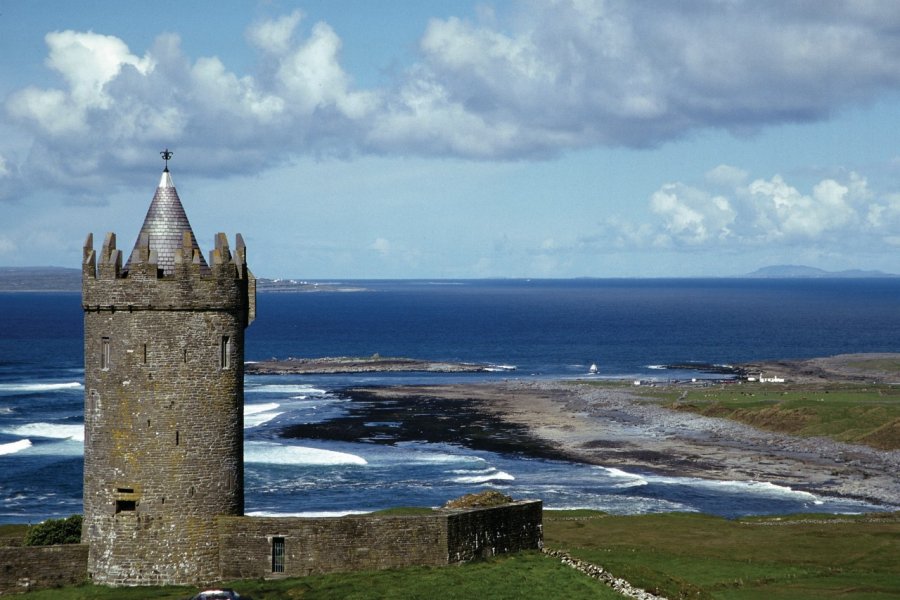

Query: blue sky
[2,1,900,278]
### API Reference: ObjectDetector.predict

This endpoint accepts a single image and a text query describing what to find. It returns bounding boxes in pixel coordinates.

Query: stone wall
[218,501,542,579]
[0,503,541,592]
[0,544,88,595]
[447,500,543,562]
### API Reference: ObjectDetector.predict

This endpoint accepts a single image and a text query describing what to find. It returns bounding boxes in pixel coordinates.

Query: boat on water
[589,363,598,374]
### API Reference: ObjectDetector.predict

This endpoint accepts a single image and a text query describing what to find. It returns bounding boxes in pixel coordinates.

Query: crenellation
[83,246,97,280]
[98,233,122,280]
[100,232,116,263]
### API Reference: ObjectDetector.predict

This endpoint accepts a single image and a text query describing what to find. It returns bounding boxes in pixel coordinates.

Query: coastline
[311,380,899,508]
[246,356,513,374]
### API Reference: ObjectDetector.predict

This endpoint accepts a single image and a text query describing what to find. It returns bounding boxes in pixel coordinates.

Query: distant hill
[0,267,81,291]
[746,265,897,278]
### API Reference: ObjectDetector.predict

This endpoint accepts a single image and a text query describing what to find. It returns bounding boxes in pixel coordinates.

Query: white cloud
[651,183,735,245]
[247,11,304,55]
[6,3,900,194]
[747,175,859,240]
[7,31,154,136]
[607,168,899,253]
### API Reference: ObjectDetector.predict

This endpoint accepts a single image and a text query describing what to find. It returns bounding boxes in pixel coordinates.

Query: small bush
[23,515,82,546]
[443,490,513,509]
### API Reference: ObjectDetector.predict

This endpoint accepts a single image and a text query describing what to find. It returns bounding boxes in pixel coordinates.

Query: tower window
[101,337,110,370]
[143,343,148,364]
[220,335,232,369]
[115,500,136,513]
[271,537,285,573]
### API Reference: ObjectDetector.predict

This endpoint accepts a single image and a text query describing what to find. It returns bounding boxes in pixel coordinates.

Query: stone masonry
[81,169,255,586]
[217,501,543,579]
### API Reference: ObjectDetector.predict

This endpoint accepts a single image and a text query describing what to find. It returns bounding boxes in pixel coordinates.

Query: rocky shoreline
[280,378,899,508]
[274,353,900,508]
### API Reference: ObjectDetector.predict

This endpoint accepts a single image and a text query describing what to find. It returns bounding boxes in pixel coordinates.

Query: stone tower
[81,160,255,585]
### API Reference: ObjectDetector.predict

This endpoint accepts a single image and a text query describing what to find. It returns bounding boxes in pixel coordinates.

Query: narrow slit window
[220,335,232,369]
[272,537,285,573]
[143,343,148,364]
[183,348,188,363]
[101,337,110,370]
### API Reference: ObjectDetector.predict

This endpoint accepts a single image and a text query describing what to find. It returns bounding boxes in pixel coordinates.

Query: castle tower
[81,158,255,585]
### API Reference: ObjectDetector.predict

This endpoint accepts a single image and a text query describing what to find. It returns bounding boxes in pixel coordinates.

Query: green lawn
[631,383,900,450]
[17,552,625,600]
[543,511,900,600]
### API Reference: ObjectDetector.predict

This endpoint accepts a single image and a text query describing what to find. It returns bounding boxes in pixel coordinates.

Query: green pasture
[633,383,900,450]
[10,551,623,600]
[543,511,900,600]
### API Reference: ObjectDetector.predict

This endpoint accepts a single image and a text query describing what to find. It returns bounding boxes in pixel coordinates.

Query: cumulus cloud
[246,11,304,56]
[4,15,374,191]
[5,2,900,193]
[620,167,899,252]
[8,31,154,136]
[651,183,736,245]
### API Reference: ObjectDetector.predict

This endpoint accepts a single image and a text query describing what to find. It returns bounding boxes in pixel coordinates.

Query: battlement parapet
[82,231,256,323]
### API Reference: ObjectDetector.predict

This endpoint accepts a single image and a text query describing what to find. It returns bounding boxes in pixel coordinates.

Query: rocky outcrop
[543,548,668,600]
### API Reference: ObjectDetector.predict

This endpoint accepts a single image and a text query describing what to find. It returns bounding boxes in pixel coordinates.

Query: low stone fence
[218,500,542,579]
[0,501,542,592]
[0,544,88,595]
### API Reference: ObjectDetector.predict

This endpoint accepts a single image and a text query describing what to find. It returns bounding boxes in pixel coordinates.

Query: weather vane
[160,148,173,171]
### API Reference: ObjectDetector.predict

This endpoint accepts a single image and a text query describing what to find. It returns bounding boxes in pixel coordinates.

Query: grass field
[14,551,624,600]
[7,510,899,599]
[636,383,900,450]
[543,510,900,600]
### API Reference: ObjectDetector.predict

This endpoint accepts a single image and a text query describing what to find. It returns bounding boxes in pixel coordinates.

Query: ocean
[1,278,898,524]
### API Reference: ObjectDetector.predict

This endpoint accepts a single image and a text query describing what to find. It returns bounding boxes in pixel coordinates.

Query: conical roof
[125,169,209,276]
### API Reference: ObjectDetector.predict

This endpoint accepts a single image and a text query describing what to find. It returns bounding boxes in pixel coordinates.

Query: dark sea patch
[279,387,561,460]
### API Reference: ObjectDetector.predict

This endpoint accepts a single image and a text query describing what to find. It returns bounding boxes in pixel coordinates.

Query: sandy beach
[340,380,899,508]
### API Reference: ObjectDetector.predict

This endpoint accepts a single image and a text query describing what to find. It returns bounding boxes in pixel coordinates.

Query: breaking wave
[247,385,327,395]
[2,423,84,442]
[245,441,367,466]
[0,382,83,394]
[449,468,515,484]
[0,439,32,455]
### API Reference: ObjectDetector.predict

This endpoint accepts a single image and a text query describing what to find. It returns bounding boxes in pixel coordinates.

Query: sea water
[1,279,899,523]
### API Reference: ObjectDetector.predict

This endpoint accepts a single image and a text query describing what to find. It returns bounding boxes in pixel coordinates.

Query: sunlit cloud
[6,2,900,197]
